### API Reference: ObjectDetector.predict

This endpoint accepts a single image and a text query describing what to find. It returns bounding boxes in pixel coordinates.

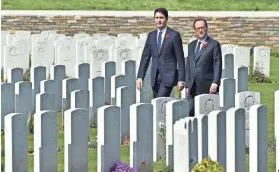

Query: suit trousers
[187,81,199,117]
[152,71,173,98]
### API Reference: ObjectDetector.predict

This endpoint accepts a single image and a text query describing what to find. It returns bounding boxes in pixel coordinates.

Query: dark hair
[154,8,168,19]
[193,18,208,29]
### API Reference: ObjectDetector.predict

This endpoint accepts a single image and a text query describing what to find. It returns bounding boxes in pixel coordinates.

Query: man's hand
[177,81,184,92]
[186,88,189,96]
[209,84,217,94]
[136,78,143,90]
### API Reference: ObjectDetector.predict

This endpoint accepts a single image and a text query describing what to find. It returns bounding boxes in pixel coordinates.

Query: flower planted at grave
[109,161,139,172]
[191,157,225,172]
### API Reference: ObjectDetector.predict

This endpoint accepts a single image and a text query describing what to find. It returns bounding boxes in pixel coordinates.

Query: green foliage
[271,51,279,58]
[248,68,272,83]
[23,68,30,81]
[191,157,225,172]
[159,165,173,172]
[90,120,97,128]
[27,112,35,135]
[268,137,276,152]
[2,0,279,10]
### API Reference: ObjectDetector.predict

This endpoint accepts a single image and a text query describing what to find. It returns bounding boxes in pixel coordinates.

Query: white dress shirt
[157,27,167,46]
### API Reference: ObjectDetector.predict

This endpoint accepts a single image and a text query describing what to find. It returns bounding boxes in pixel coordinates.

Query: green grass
[2,0,279,11]
[1,56,279,171]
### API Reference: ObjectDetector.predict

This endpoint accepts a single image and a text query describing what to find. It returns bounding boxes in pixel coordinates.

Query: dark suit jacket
[137,27,185,87]
[185,36,222,94]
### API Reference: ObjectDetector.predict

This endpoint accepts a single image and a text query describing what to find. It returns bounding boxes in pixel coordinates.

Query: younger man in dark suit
[136,8,185,98]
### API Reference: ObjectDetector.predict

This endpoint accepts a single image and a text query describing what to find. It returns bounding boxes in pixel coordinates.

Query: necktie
[157,31,162,51]
[195,41,202,59]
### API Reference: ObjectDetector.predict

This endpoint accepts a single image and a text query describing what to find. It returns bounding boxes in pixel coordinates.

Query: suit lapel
[195,36,210,62]
[158,27,170,57]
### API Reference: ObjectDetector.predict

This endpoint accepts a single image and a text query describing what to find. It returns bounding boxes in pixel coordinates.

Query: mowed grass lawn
[2,0,279,11]
[1,56,278,171]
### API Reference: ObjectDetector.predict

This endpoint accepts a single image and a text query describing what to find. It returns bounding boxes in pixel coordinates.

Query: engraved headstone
[151,97,176,161]
[165,100,189,166]
[235,91,260,148]
[233,46,250,72]
[253,46,270,77]
[194,94,220,116]
[88,48,109,78]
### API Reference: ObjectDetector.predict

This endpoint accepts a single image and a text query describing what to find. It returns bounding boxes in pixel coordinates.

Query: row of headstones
[1,93,271,172]
[173,103,269,172]
[1,33,147,78]
[1,31,150,79]
[221,45,271,78]
[1,60,256,145]
[0,60,155,130]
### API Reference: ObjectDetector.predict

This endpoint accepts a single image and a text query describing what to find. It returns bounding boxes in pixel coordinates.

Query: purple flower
[110,160,139,172]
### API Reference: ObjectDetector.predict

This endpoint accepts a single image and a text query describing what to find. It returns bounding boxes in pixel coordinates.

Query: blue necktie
[195,41,202,59]
[157,31,162,51]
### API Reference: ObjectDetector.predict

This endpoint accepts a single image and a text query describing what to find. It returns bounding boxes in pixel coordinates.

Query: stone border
[2,10,279,17]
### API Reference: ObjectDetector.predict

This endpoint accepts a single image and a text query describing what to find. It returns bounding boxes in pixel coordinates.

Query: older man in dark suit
[185,18,222,116]
[136,8,185,98]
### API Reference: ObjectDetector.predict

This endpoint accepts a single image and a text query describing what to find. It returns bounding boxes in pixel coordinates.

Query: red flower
[202,42,207,48]
[165,34,170,38]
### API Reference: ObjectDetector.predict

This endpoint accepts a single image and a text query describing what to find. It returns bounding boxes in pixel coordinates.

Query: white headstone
[249,104,268,172]
[166,100,189,166]
[64,108,89,172]
[5,113,28,172]
[34,110,57,172]
[97,105,120,172]
[226,107,246,172]
[130,103,153,171]
[253,46,270,77]
[207,110,226,170]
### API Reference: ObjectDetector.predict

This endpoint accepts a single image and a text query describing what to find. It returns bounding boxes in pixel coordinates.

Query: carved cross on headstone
[204,99,215,115]
[97,70,102,76]
[255,62,265,73]
[96,51,104,60]
[120,51,128,60]
[244,95,255,120]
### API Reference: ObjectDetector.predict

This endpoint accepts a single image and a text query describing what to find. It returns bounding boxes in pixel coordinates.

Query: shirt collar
[197,36,208,43]
[157,26,167,35]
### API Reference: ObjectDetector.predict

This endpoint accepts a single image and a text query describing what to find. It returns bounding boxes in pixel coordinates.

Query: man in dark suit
[136,8,185,98]
[185,18,222,116]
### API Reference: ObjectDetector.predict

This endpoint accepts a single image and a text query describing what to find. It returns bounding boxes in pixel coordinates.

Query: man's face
[154,12,167,30]
[194,20,207,39]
